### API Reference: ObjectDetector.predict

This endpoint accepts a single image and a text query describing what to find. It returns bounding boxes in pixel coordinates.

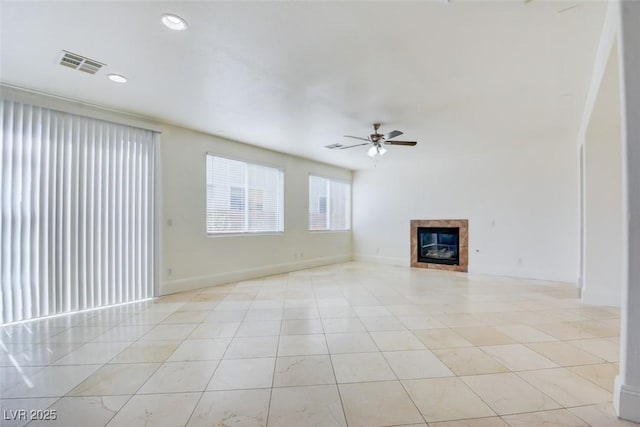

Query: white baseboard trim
[615,376,640,422]
[468,263,577,284]
[159,254,352,295]
[581,288,621,307]
[353,254,409,267]
[354,254,577,284]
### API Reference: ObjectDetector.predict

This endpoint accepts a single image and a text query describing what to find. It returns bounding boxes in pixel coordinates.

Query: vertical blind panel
[0,100,156,324]
[308,175,351,231]
[206,155,283,233]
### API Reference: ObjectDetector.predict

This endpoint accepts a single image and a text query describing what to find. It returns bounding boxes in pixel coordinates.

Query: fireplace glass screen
[417,227,460,265]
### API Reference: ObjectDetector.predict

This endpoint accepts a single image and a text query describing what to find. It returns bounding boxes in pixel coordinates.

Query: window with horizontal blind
[309,175,351,231]
[206,155,284,234]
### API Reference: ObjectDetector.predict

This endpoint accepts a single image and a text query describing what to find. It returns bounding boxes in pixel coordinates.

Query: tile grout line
[88,291,218,424]
[352,273,430,426]
[183,281,256,426]
[314,270,349,427]
[261,276,282,427]
[11,301,182,426]
[0,264,624,427]
[100,301,194,425]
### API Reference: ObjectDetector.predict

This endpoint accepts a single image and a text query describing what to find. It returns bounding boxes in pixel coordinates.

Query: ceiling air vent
[325,143,344,149]
[58,51,105,74]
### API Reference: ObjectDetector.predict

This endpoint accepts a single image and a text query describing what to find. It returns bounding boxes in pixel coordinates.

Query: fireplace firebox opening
[417,227,460,265]
[410,219,468,272]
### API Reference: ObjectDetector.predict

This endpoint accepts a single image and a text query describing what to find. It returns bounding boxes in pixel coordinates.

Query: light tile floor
[1,262,637,426]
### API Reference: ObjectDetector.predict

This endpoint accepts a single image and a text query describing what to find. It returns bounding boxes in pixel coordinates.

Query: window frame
[205,153,285,236]
[308,174,352,232]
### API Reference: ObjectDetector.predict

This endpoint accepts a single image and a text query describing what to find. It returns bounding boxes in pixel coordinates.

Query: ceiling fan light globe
[367,146,377,157]
[378,146,387,156]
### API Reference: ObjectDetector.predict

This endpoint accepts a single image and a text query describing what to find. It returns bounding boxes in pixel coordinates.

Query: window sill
[206,231,284,238]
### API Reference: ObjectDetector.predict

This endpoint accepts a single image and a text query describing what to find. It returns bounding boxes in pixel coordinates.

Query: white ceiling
[0,0,606,170]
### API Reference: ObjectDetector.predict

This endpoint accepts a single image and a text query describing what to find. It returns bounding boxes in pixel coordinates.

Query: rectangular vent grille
[324,143,344,149]
[59,51,105,74]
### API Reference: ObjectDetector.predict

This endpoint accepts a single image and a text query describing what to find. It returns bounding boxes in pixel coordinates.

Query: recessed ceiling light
[161,14,188,31]
[108,74,128,83]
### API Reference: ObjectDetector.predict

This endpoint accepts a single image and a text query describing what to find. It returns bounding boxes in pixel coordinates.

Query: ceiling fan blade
[384,130,403,140]
[339,142,371,150]
[385,140,417,146]
[344,135,370,142]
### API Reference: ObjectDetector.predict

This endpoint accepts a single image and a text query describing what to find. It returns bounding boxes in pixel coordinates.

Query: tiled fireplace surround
[410,219,469,272]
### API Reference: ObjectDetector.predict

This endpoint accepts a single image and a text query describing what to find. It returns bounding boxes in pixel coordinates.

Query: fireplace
[411,219,468,272]
[417,227,459,265]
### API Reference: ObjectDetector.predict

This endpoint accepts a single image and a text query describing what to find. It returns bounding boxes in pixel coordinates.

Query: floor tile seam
[523,340,607,363]
[45,322,119,348]
[565,403,622,427]
[378,348,447,381]
[476,343,560,371]
[263,278,286,427]
[510,368,610,409]
[311,275,347,427]
[182,388,209,427]
[336,376,463,386]
[0,362,49,386]
[497,405,600,424]
[522,341,604,368]
[0,337,80,346]
[359,313,414,352]
[3,359,102,399]
[510,363,615,388]
[49,340,142,366]
[202,298,253,393]
[567,363,619,391]
[1,360,105,398]
[100,314,191,365]
[406,373,501,422]
[393,369,439,425]
[14,394,64,427]
[346,277,428,426]
[102,391,201,427]
[72,357,166,425]
[563,340,619,363]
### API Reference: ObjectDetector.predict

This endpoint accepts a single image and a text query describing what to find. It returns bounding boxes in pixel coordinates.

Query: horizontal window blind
[0,100,157,324]
[309,175,351,231]
[206,155,283,234]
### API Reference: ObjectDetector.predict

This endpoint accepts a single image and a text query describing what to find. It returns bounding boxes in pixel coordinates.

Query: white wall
[353,137,579,283]
[582,45,623,307]
[0,85,353,297]
[159,124,352,295]
[615,0,640,421]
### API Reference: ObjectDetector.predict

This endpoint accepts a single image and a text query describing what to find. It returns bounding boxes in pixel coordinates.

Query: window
[206,155,284,234]
[309,175,351,231]
[249,188,264,211]
[229,186,245,211]
[318,196,327,214]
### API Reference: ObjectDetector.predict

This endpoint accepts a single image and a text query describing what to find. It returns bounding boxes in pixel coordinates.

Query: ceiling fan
[340,123,417,157]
